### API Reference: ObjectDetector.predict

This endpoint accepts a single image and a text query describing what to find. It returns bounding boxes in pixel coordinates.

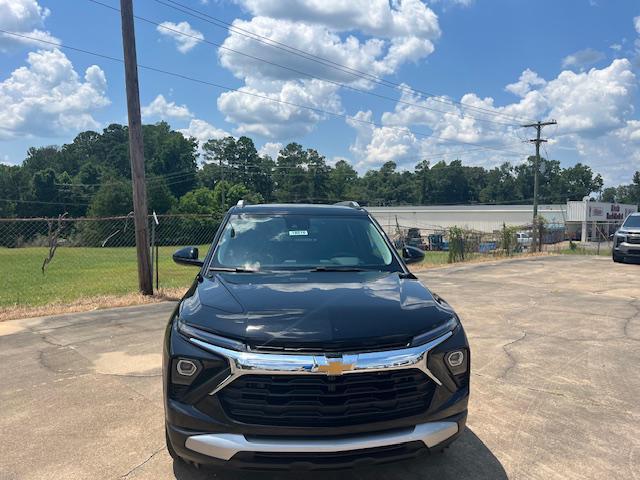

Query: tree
[87,180,132,217]
[173,187,220,215]
[330,160,359,201]
[273,143,308,202]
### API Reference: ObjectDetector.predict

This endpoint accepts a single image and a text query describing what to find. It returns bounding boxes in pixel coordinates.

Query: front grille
[627,235,640,245]
[217,369,436,427]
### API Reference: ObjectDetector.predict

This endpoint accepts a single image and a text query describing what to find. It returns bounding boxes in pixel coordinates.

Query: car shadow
[172,428,507,480]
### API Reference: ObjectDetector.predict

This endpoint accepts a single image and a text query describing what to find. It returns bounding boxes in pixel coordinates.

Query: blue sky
[1,0,640,186]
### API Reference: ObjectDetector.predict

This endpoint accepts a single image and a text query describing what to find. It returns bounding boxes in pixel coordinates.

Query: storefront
[565,200,638,241]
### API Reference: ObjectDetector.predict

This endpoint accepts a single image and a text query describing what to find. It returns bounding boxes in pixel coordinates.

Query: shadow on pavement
[172,428,507,480]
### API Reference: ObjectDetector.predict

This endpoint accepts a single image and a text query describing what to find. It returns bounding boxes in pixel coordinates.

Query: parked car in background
[163,202,470,470]
[613,212,640,263]
[516,231,533,249]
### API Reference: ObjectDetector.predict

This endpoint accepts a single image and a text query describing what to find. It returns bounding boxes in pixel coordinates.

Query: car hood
[179,271,456,351]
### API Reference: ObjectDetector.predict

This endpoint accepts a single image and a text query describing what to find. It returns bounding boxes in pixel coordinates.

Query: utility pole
[521,120,557,252]
[219,157,225,209]
[120,0,152,295]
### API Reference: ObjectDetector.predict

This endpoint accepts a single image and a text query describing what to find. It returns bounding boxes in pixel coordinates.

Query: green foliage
[499,223,520,255]
[448,226,466,263]
[2,122,634,222]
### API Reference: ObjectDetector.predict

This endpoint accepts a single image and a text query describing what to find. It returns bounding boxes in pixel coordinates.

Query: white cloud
[258,142,283,159]
[0,49,109,139]
[216,0,440,139]
[546,59,635,136]
[634,16,640,35]
[156,21,203,53]
[610,43,622,52]
[561,48,605,70]
[0,0,60,51]
[142,94,193,121]
[237,0,440,40]
[346,110,420,169]
[505,69,546,97]
[346,59,640,183]
[217,78,342,138]
[178,119,230,149]
[219,17,432,87]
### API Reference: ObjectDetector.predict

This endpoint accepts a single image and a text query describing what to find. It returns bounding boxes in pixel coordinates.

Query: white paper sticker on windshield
[289,230,308,236]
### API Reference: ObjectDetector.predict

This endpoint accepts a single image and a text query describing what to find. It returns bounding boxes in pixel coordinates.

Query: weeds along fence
[387,222,570,262]
[0,214,221,307]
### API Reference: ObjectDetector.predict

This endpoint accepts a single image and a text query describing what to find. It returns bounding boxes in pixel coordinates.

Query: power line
[85,0,520,128]
[152,0,535,124]
[0,30,529,157]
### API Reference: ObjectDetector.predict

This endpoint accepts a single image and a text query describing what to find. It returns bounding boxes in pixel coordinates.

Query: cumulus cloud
[142,94,193,121]
[178,119,230,149]
[0,49,109,139]
[237,0,440,39]
[156,21,203,53]
[258,142,283,159]
[346,59,640,183]
[505,69,546,97]
[561,48,605,70]
[217,78,342,138]
[0,0,60,51]
[216,0,440,139]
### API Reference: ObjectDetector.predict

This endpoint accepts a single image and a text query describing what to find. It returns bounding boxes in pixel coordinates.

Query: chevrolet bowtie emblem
[316,358,354,376]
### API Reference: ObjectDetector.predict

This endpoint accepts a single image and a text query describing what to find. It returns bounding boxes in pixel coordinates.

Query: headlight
[411,315,459,347]
[176,317,246,352]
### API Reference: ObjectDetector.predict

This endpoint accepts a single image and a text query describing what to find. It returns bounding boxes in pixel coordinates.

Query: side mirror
[173,246,204,267]
[402,245,425,264]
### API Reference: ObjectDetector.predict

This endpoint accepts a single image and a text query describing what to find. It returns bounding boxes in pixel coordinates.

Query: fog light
[176,359,198,376]
[446,351,464,368]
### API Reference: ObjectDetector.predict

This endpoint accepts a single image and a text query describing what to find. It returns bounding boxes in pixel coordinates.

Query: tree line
[1,121,638,219]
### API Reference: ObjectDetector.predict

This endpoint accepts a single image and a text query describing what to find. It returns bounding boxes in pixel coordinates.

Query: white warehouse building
[368,201,638,240]
[367,204,566,234]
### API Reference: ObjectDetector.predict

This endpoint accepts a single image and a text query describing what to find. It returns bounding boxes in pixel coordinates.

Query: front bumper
[167,412,467,469]
[163,317,470,469]
[614,241,640,257]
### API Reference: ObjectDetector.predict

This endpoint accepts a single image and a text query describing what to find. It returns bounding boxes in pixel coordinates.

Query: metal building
[565,200,638,241]
[368,204,566,234]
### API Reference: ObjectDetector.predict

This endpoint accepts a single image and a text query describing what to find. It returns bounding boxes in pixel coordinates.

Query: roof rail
[334,201,361,209]
[236,199,248,208]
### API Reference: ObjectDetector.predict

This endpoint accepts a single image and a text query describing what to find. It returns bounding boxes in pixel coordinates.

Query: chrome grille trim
[187,330,453,395]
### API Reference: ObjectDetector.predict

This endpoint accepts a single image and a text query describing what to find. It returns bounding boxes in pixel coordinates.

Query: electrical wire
[85,0,521,128]
[0,29,530,157]
[152,0,536,124]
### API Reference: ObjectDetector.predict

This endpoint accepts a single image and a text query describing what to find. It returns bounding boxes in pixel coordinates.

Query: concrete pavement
[1,255,639,479]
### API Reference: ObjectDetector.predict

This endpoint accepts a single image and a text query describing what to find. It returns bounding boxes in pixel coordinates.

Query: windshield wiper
[308,266,366,272]
[209,267,258,273]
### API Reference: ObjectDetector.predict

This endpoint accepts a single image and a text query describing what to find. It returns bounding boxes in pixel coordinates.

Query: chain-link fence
[0,214,220,309]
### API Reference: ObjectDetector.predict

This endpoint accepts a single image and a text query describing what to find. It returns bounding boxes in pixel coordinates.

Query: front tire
[613,251,625,263]
[165,427,181,462]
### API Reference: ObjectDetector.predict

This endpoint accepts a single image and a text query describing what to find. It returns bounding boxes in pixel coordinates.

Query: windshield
[210,214,399,272]
[623,215,640,228]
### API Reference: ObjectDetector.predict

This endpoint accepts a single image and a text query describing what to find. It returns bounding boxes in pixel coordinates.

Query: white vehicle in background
[612,212,640,264]
[516,232,533,249]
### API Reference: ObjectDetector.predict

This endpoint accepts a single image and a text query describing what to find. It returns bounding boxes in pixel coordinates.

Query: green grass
[0,245,208,307]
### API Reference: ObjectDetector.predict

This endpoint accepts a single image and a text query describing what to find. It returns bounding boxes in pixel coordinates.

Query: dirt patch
[0,288,184,322]
[93,351,162,376]
[0,321,27,336]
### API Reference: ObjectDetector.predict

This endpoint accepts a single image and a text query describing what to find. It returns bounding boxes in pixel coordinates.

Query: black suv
[163,202,470,470]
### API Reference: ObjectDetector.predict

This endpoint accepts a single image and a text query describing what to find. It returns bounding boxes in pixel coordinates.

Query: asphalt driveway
[1,255,639,479]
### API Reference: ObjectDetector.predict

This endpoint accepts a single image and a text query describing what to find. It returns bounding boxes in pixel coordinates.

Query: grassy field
[0,245,555,319]
[0,245,208,308]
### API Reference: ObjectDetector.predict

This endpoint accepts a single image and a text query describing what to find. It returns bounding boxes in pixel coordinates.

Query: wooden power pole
[120,0,152,295]
[521,120,557,251]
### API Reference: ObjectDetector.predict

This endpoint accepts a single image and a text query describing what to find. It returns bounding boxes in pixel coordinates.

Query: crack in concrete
[120,446,164,479]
